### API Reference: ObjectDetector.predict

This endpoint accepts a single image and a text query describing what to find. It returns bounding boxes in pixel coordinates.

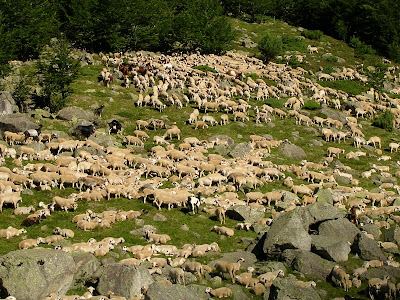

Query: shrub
[192,65,217,73]
[282,34,306,51]
[326,55,338,63]
[349,36,375,59]
[301,30,323,41]
[372,110,394,131]
[322,66,335,74]
[258,33,283,62]
[303,100,320,110]
[265,98,282,108]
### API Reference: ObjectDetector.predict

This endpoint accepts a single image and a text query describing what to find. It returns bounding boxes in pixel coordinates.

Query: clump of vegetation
[282,34,306,51]
[303,100,320,110]
[322,66,335,74]
[326,55,338,63]
[192,65,217,73]
[318,80,370,95]
[301,29,323,40]
[258,33,283,62]
[265,98,282,108]
[372,110,394,131]
[349,36,375,60]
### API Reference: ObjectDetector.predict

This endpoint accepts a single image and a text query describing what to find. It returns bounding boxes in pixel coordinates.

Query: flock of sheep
[1,47,400,299]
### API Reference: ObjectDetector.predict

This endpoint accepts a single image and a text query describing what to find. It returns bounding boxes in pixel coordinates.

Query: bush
[326,55,338,63]
[322,66,335,74]
[301,30,323,40]
[372,110,394,131]
[265,98,282,108]
[281,34,306,51]
[192,65,216,73]
[349,36,375,59]
[303,100,320,110]
[258,33,283,62]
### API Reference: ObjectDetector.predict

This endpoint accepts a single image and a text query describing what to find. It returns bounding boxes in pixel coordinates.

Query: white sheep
[205,287,232,298]
[258,269,285,284]
[211,226,234,237]
[0,227,26,239]
[169,267,185,285]
[214,258,245,283]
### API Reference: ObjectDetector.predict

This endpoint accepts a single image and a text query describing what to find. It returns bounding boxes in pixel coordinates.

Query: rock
[262,209,311,257]
[130,225,157,236]
[318,107,349,124]
[305,202,345,226]
[0,249,75,300]
[0,113,38,134]
[97,264,153,299]
[280,142,306,159]
[70,251,100,289]
[89,134,120,148]
[229,142,253,158]
[153,213,167,221]
[227,284,251,300]
[315,189,333,205]
[268,277,321,300]
[311,235,351,262]
[363,223,382,241]
[282,249,336,280]
[334,175,352,185]
[310,139,323,147]
[209,250,257,271]
[318,218,360,245]
[30,108,54,119]
[145,282,205,300]
[0,91,17,115]
[208,135,234,146]
[83,53,95,65]
[57,107,95,122]
[352,233,386,261]
[255,261,287,274]
[21,188,34,195]
[226,205,265,223]
[180,224,189,231]
[383,225,400,245]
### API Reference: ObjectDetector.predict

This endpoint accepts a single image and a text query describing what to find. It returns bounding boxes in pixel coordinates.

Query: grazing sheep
[53,227,75,238]
[169,268,185,285]
[216,207,226,224]
[214,258,245,283]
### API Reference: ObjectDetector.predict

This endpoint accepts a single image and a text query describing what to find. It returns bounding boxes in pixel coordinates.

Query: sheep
[211,225,234,237]
[0,227,26,239]
[307,45,318,54]
[167,257,186,267]
[13,205,35,215]
[252,283,266,296]
[258,270,285,284]
[205,287,232,298]
[43,235,64,245]
[184,261,204,278]
[0,192,22,212]
[169,268,185,285]
[145,231,171,244]
[214,258,244,283]
[19,237,43,249]
[51,196,77,212]
[77,219,101,231]
[331,265,351,292]
[368,275,390,300]
[291,185,313,196]
[327,147,345,158]
[53,227,75,238]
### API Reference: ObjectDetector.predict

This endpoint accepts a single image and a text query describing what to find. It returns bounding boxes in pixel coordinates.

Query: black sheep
[94,104,105,117]
[108,120,122,134]
[77,124,96,139]
[24,124,43,142]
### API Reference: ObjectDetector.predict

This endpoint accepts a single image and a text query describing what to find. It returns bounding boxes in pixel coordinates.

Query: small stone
[180,224,189,231]
[40,225,48,232]
[153,213,167,221]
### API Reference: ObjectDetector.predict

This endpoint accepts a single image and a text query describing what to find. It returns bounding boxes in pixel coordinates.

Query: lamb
[235,270,259,288]
[77,219,101,231]
[43,235,64,245]
[0,227,26,239]
[258,270,285,284]
[214,258,244,283]
[327,147,345,158]
[167,257,187,267]
[169,268,185,285]
[211,226,234,237]
[252,283,266,296]
[291,185,313,196]
[367,136,382,148]
[19,237,43,249]
[389,142,400,153]
[215,206,226,224]
[307,45,318,54]
[205,287,232,298]
[145,230,171,244]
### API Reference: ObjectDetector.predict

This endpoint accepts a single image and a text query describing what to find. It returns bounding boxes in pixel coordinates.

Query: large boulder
[363,223,382,241]
[0,249,75,300]
[318,106,349,124]
[145,282,207,300]
[70,251,100,289]
[263,208,312,257]
[360,266,400,283]
[0,113,38,134]
[311,235,351,262]
[89,134,120,148]
[280,142,306,159]
[315,189,334,205]
[383,225,400,245]
[209,250,257,271]
[97,264,153,299]
[226,205,265,223]
[228,143,253,158]
[282,249,336,280]
[317,218,360,245]
[352,233,386,261]
[0,91,17,115]
[267,277,321,300]
[305,202,346,226]
[57,107,96,122]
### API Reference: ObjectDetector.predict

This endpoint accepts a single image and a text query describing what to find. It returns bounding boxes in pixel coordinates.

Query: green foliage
[281,34,306,51]
[318,80,370,95]
[349,36,375,60]
[322,66,335,74]
[326,55,338,63]
[301,29,323,40]
[387,42,400,63]
[258,33,283,62]
[372,110,394,131]
[303,100,320,110]
[12,73,33,113]
[265,98,282,108]
[36,38,81,113]
[362,62,388,101]
[192,65,217,73]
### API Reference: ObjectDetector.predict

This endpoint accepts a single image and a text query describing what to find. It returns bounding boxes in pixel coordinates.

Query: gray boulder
[145,282,207,300]
[282,249,336,280]
[318,218,360,245]
[0,249,75,300]
[363,223,383,241]
[0,91,17,115]
[311,235,351,262]
[89,134,120,148]
[229,143,253,158]
[209,250,257,271]
[57,106,95,122]
[318,106,349,124]
[315,189,334,205]
[305,202,346,226]
[352,233,386,261]
[360,265,400,283]
[153,213,167,222]
[130,225,157,236]
[267,277,321,300]
[383,225,400,245]
[280,142,307,159]
[70,251,100,288]
[97,264,153,299]
[0,113,38,134]
[226,205,265,222]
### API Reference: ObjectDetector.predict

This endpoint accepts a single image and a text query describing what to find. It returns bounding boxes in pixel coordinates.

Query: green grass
[318,80,370,95]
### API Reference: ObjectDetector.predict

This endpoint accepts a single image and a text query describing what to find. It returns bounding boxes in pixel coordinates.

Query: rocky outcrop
[97,264,153,299]
[226,205,265,223]
[266,277,321,300]
[0,91,17,115]
[280,142,306,159]
[0,113,38,134]
[70,251,100,289]
[229,143,253,158]
[57,106,96,122]
[311,235,351,262]
[352,233,386,261]
[0,249,75,300]
[145,282,206,300]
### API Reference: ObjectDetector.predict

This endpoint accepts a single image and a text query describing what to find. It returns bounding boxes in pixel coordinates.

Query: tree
[363,62,388,102]
[12,73,33,113]
[36,38,80,113]
[258,33,282,62]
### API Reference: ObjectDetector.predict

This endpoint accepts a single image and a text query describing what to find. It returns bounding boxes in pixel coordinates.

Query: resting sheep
[205,287,232,298]
[0,227,26,239]
[211,226,234,237]
[258,270,285,284]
